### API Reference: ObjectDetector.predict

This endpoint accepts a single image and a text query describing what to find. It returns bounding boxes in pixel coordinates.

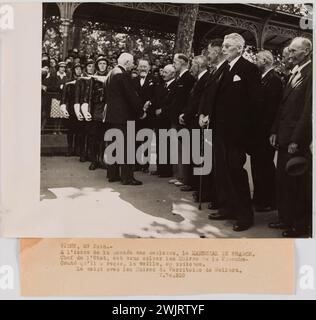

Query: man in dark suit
[178,55,210,191]
[169,53,195,186]
[208,33,262,232]
[104,52,144,185]
[270,37,312,237]
[197,39,228,208]
[132,59,157,173]
[280,46,294,86]
[152,64,177,177]
[249,50,283,212]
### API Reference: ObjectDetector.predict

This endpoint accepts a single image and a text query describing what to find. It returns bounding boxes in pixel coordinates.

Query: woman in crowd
[48,61,70,135]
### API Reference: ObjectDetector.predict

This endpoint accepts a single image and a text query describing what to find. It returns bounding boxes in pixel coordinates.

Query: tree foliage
[42,17,175,60]
[254,3,312,16]
[79,21,175,60]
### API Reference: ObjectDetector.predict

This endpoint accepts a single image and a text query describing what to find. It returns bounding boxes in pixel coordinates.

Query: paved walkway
[34,156,282,238]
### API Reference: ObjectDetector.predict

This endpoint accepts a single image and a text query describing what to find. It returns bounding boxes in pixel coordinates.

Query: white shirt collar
[228,55,242,71]
[198,69,208,80]
[57,71,66,78]
[261,67,274,79]
[140,74,147,85]
[118,64,126,71]
[179,69,189,78]
[292,60,311,74]
[166,78,175,87]
[215,59,226,70]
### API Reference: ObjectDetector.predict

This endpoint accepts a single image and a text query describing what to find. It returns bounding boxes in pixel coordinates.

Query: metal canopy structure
[43,2,312,57]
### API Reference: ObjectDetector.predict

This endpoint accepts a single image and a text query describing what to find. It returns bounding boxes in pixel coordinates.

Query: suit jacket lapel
[282,63,311,102]
[143,74,150,88]
[261,69,274,86]
[220,57,244,90]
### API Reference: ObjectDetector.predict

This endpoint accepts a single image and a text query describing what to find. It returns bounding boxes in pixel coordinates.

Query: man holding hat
[270,37,312,237]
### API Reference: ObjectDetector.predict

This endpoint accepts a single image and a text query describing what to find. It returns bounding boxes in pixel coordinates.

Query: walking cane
[198,125,205,210]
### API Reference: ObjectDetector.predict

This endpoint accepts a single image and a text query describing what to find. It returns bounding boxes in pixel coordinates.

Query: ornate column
[57,2,80,59]
[174,4,199,56]
[72,20,83,50]
[258,4,278,49]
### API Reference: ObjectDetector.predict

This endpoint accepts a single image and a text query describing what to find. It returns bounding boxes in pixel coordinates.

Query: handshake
[177,113,210,127]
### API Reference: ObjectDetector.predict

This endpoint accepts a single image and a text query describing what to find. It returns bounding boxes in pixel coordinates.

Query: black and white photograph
[37,2,313,238]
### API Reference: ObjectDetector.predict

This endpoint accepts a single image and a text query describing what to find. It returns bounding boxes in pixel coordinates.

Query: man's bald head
[162,64,176,82]
[282,46,293,71]
[190,55,208,78]
[289,37,312,67]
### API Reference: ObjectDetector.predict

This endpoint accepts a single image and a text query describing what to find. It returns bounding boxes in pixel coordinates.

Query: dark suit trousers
[276,149,312,234]
[105,123,135,182]
[250,142,276,207]
[87,121,107,163]
[194,138,218,203]
[214,132,253,224]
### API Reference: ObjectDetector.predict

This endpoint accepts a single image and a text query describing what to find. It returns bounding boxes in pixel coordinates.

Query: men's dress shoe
[180,185,193,192]
[208,207,235,220]
[168,179,178,184]
[282,228,305,238]
[268,221,287,229]
[79,156,87,163]
[121,179,143,186]
[174,181,184,186]
[89,162,98,170]
[98,161,107,170]
[233,222,253,232]
[108,177,120,183]
[207,202,219,210]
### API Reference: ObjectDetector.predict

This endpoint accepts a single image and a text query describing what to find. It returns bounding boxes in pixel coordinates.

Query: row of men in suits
[57,34,312,236]
[132,33,312,236]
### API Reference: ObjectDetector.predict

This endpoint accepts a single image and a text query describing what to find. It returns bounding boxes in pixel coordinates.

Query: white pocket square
[233,75,241,82]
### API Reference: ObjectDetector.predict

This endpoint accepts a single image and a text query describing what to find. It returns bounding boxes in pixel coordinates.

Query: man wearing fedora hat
[270,37,312,238]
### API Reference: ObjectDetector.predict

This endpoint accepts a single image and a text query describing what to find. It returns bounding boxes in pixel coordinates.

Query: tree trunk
[72,20,83,50]
[174,4,199,56]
